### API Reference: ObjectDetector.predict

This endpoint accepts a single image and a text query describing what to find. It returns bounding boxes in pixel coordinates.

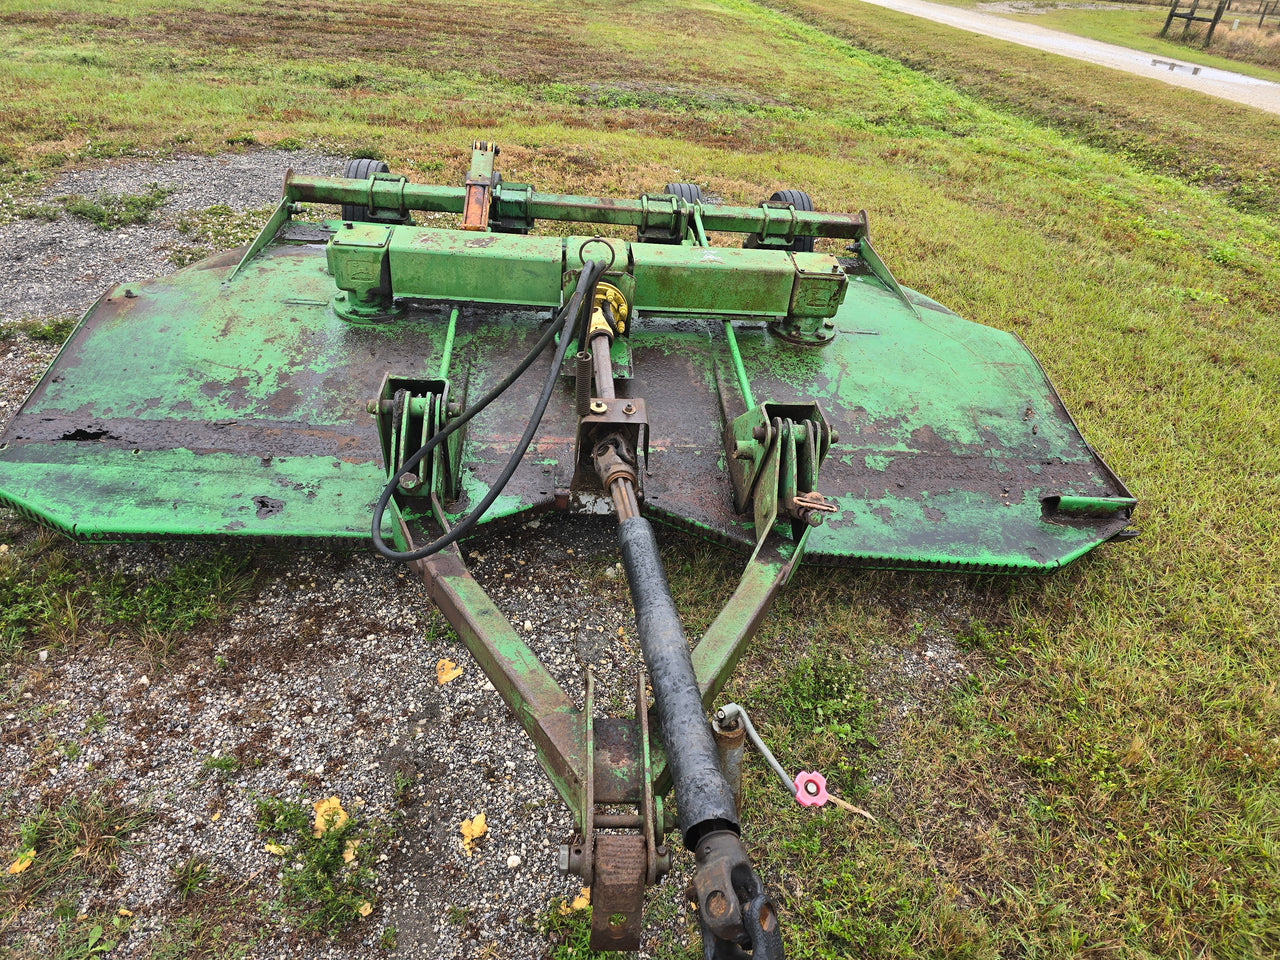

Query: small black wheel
[341,157,391,222]
[767,189,815,253]
[663,182,703,205]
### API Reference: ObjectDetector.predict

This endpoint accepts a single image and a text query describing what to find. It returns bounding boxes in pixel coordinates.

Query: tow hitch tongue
[382,252,803,957]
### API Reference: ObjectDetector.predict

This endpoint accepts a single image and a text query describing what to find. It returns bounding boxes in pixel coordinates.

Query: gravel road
[859,0,1280,114]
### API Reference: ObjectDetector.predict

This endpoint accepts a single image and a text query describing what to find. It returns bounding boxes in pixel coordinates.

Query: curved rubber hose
[617,514,739,850]
[371,259,607,562]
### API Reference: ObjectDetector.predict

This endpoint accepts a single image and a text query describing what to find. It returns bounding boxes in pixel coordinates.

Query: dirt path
[855,0,1280,115]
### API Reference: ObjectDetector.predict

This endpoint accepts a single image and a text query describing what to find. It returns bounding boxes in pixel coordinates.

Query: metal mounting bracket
[724,402,836,557]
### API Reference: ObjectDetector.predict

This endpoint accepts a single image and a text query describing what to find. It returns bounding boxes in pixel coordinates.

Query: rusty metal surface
[589,834,647,952]
[0,233,1129,571]
[590,718,643,805]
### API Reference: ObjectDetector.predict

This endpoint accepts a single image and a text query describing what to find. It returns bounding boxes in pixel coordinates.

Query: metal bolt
[830,429,840,444]
[557,844,571,875]
[804,780,820,796]
[589,400,607,415]
[623,403,636,416]
[751,425,767,442]
[654,845,672,879]
[823,319,835,329]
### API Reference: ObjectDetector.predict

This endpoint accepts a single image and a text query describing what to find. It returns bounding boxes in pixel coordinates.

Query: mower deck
[0,224,1128,570]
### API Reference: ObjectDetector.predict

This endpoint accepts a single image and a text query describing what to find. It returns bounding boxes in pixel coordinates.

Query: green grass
[46,916,130,960]
[252,795,387,933]
[169,855,210,901]
[0,520,258,669]
[996,5,1280,81]
[0,315,77,345]
[377,924,397,951]
[540,902,631,960]
[0,0,1277,956]
[59,184,171,229]
[148,912,252,960]
[150,862,260,960]
[170,203,274,266]
[199,755,242,778]
[766,0,1280,221]
[1,788,150,923]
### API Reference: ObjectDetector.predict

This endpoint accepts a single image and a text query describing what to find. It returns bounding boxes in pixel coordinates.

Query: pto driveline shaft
[618,514,740,848]
[588,314,739,849]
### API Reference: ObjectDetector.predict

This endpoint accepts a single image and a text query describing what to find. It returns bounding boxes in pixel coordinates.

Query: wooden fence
[1162,0,1279,46]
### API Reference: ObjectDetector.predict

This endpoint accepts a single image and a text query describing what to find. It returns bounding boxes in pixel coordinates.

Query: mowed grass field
[1,0,1278,957]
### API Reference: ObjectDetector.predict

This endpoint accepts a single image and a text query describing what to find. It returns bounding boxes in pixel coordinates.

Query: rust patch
[252,496,285,518]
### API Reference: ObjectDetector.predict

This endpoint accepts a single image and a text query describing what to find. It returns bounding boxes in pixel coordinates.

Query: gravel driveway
[0,151,679,959]
[1,150,978,960]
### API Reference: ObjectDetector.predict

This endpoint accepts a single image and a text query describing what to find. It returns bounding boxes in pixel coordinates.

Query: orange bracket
[462,140,498,231]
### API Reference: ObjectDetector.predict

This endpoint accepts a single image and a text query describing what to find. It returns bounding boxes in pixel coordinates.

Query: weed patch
[44,914,132,960]
[2,787,149,920]
[253,794,387,933]
[0,314,77,346]
[200,754,242,778]
[15,202,60,222]
[540,901,629,959]
[170,203,273,266]
[149,867,262,960]
[0,517,257,668]
[59,184,170,229]
[169,855,210,901]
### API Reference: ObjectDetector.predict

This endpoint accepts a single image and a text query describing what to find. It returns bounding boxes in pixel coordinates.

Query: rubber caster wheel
[744,189,815,253]
[341,157,391,223]
[663,182,703,204]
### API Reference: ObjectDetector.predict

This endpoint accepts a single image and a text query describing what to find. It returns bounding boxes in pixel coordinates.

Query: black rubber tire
[769,189,815,253]
[341,157,391,222]
[663,182,703,205]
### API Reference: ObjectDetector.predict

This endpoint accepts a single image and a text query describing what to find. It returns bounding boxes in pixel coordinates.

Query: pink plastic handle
[794,771,829,807]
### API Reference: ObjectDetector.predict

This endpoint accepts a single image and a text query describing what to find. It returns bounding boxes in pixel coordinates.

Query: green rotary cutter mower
[0,142,1135,957]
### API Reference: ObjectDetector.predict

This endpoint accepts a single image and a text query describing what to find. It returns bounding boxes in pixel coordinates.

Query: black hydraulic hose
[617,514,740,851]
[371,259,607,562]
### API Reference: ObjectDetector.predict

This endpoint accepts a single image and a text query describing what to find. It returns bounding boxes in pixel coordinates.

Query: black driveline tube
[617,515,739,850]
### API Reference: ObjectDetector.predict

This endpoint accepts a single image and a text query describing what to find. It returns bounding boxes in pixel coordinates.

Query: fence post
[1205,0,1228,45]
